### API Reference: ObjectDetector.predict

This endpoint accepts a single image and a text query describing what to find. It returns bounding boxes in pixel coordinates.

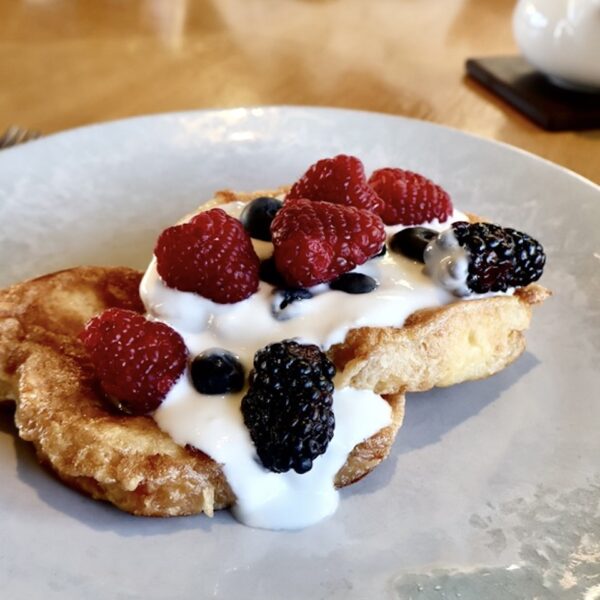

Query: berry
[287,154,383,214]
[368,168,453,226]
[241,340,336,474]
[239,196,283,241]
[190,350,245,395]
[449,222,515,293]
[390,227,438,262]
[271,288,313,321]
[438,221,546,294]
[259,257,286,287]
[375,243,387,258]
[155,208,259,304]
[329,273,378,294]
[271,199,386,287]
[506,227,546,287]
[80,308,187,415]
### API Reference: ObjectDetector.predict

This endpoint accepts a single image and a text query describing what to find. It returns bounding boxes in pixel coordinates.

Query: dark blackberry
[271,288,313,321]
[240,196,283,241]
[452,221,545,293]
[241,340,336,474]
[390,227,438,262]
[505,227,546,287]
[191,350,245,394]
[329,272,378,294]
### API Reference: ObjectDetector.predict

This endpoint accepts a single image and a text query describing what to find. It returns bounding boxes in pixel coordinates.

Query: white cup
[513,0,600,92]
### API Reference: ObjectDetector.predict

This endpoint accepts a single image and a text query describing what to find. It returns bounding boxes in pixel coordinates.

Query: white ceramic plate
[1,107,599,599]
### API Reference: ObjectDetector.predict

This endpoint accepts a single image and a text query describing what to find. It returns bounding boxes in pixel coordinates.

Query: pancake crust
[0,267,404,517]
[207,190,551,394]
[0,189,549,518]
[330,284,549,393]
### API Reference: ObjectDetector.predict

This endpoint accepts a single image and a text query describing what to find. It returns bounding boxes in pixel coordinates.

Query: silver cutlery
[0,125,41,150]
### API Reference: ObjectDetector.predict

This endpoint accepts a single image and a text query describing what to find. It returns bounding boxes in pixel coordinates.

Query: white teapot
[513,0,600,91]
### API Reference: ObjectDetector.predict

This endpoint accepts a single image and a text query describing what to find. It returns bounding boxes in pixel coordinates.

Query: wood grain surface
[1,0,598,183]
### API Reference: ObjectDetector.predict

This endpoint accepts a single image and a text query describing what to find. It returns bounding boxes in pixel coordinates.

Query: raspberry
[271,199,386,287]
[155,208,259,304]
[241,340,336,474]
[368,168,453,226]
[80,308,188,415]
[451,222,545,294]
[286,154,383,214]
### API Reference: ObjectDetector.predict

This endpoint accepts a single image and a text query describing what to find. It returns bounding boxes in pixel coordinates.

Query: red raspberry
[80,308,188,415]
[155,208,259,304]
[286,155,383,214]
[271,199,385,287]
[368,168,453,226]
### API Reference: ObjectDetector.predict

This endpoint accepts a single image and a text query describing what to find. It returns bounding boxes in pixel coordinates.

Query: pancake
[0,267,404,516]
[0,188,549,519]
[206,189,550,394]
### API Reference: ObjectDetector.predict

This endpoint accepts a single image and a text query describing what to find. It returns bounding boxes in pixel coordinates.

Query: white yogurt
[141,201,477,529]
[141,202,471,357]
[155,377,391,529]
[424,228,470,297]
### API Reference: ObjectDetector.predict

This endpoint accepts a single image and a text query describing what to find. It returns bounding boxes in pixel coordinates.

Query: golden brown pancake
[0,267,404,516]
[0,189,549,518]
[206,190,551,395]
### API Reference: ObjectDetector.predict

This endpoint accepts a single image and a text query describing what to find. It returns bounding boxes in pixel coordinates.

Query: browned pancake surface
[207,191,551,394]
[0,267,404,516]
[0,191,550,518]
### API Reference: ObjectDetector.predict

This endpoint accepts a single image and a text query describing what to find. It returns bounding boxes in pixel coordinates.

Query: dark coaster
[465,55,600,132]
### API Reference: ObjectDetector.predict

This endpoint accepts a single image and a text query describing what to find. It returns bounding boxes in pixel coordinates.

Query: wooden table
[1,0,598,183]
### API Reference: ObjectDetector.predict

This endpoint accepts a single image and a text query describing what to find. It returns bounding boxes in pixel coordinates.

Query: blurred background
[0,0,598,182]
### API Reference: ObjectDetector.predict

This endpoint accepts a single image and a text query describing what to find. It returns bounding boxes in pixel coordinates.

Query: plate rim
[2,105,598,193]
[1,104,599,599]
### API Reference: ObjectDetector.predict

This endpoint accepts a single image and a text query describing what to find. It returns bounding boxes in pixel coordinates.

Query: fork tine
[0,126,18,148]
[13,128,27,146]
[0,127,20,149]
[0,125,42,149]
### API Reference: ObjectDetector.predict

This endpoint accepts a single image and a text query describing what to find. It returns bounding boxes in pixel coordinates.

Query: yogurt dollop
[424,228,470,297]
[141,201,478,529]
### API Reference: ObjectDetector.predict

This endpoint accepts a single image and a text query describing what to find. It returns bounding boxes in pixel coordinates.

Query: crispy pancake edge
[0,266,404,517]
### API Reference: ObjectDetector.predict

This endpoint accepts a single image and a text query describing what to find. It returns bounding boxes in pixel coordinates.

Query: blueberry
[271,288,313,321]
[260,257,286,287]
[329,273,378,294]
[389,227,438,263]
[191,350,245,395]
[239,197,283,241]
[374,244,387,258]
[278,288,313,309]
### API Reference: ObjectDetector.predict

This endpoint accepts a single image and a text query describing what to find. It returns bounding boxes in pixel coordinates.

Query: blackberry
[451,221,545,294]
[241,340,336,474]
[505,227,546,287]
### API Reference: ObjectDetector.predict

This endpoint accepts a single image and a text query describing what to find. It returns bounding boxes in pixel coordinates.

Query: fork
[0,125,41,149]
